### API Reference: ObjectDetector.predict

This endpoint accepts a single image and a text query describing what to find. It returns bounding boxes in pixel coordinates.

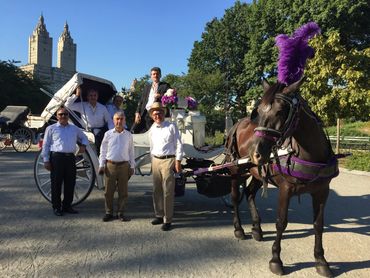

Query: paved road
[0,149,369,277]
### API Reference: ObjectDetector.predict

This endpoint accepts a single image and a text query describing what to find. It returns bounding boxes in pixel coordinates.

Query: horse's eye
[262,104,271,112]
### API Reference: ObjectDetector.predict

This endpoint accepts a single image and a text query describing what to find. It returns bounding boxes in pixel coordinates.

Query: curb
[339,167,370,177]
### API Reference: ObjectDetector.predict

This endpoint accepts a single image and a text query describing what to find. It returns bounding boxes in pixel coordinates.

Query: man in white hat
[148,102,183,231]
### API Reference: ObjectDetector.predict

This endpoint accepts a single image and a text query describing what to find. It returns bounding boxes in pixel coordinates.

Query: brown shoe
[62,207,78,214]
[103,214,114,222]
[118,215,131,222]
[151,217,163,225]
[161,223,172,231]
[53,208,63,216]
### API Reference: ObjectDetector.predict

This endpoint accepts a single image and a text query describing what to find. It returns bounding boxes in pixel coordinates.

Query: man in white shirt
[106,95,125,118]
[65,87,113,154]
[148,102,183,231]
[42,107,89,216]
[98,111,135,222]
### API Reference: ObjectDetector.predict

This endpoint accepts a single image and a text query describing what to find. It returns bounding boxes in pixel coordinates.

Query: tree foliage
[187,0,369,131]
[302,31,370,125]
[188,1,251,118]
[0,60,49,114]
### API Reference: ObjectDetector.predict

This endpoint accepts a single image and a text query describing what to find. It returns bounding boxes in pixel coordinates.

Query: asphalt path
[0,149,369,277]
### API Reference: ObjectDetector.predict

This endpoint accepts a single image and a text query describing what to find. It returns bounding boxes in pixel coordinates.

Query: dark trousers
[93,126,108,156]
[131,110,153,134]
[50,153,76,209]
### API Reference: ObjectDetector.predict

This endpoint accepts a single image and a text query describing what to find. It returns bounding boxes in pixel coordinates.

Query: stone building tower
[20,15,77,92]
[57,22,76,72]
[28,14,52,68]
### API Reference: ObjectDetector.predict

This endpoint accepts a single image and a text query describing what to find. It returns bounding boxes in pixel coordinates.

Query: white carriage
[31,73,224,206]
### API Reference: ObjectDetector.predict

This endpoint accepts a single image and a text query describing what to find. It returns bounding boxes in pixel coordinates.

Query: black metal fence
[329,136,370,151]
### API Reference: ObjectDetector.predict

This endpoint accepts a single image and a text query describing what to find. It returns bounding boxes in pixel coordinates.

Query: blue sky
[0,0,250,91]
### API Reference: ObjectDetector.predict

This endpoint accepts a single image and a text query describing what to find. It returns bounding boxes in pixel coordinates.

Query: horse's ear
[262,78,270,93]
[283,76,306,94]
[250,107,259,120]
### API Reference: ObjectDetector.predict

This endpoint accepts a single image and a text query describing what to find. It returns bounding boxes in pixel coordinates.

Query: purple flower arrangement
[185,96,198,111]
[162,88,178,109]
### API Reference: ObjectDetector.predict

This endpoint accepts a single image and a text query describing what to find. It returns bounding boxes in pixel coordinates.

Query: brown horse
[225,78,338,277]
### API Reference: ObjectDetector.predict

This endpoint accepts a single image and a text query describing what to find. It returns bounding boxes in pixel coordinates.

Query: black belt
[153,155,175,160]
[51,152,74,157]
[107,160,128,165]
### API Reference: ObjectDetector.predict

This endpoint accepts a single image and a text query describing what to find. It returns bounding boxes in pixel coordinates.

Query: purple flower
[185,96,197,110]
[162,88,178,108]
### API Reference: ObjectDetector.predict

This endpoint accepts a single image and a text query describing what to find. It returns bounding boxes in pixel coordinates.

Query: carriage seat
[0,106,30,126]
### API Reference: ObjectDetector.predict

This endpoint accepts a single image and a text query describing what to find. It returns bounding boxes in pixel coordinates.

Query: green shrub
[205,130,224,146]
[326,121,370,136]
[344,151,370,172]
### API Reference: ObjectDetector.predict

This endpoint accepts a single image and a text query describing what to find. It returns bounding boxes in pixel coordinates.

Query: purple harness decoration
[273,154,339,181]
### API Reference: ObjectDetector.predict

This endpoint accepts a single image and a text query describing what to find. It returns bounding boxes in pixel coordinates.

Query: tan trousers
[104,162,129,215]
[152,157,175,223]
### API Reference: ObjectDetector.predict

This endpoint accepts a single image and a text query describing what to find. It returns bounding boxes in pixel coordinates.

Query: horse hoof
[234,229,247,240]
[269,261,284,276]
[316,263,333,277]
[251,228,263,241]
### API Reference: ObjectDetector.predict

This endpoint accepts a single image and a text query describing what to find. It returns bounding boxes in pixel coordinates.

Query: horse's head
[250,78,304,165]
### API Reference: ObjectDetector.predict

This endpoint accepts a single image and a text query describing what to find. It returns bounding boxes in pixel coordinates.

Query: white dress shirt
[65,95,114,130]
[99,128,135,168]
[149,121,183,161]
[42,122,89,162]
[106,103,125,119]
[145,84,157,111]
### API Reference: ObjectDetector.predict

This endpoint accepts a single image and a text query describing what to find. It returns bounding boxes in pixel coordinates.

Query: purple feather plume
[275,22,321,85]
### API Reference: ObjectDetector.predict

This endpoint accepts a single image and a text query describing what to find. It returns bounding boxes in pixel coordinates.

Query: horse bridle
[254,93,300,148]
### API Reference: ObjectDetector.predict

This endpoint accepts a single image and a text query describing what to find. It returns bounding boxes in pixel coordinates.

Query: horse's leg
[312,186,333,277]
[269,186,291,275]
[231,175,246,240]
[245,177,263,241]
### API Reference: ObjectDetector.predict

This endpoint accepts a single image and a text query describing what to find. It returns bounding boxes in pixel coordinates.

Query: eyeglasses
[57,113,69,116]
[152,113,163,117]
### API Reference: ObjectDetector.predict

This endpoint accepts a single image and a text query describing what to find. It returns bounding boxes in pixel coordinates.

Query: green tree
[302,31,370,125]
[0,60,48,114]
[188,1,251,118]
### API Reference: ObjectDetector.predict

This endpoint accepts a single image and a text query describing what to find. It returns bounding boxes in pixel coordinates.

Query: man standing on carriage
[131,67,170,134]
[41,107,89,216]
[65,86,113,154]
[148,102,183,231]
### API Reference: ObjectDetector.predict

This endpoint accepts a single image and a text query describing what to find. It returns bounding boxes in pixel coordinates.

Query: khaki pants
[152,157,175,223]
[104,162,129,215]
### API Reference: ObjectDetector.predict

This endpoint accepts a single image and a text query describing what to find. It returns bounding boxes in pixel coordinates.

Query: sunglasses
[57,113,69,116]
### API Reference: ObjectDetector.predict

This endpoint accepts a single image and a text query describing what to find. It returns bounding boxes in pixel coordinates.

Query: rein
[254,93,300,148]
[253,91,339,192]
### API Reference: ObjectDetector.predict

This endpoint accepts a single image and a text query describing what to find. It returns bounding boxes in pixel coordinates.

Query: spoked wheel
[34,150,96,206]
[12,127,32,152]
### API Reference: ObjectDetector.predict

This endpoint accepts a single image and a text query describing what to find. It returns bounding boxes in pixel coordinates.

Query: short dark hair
[150,67,161,75]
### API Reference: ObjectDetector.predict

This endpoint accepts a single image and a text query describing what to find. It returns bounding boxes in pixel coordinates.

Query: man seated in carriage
[65,86,113,154]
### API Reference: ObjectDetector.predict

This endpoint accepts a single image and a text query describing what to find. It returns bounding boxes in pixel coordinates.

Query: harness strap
[272,154,339,182]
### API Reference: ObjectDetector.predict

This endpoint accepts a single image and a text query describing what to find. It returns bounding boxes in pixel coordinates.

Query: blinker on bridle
[254,93,300,148]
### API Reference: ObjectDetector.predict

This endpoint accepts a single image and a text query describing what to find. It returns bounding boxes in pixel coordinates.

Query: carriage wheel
[34,150,96,206]
[12,127,32,152]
